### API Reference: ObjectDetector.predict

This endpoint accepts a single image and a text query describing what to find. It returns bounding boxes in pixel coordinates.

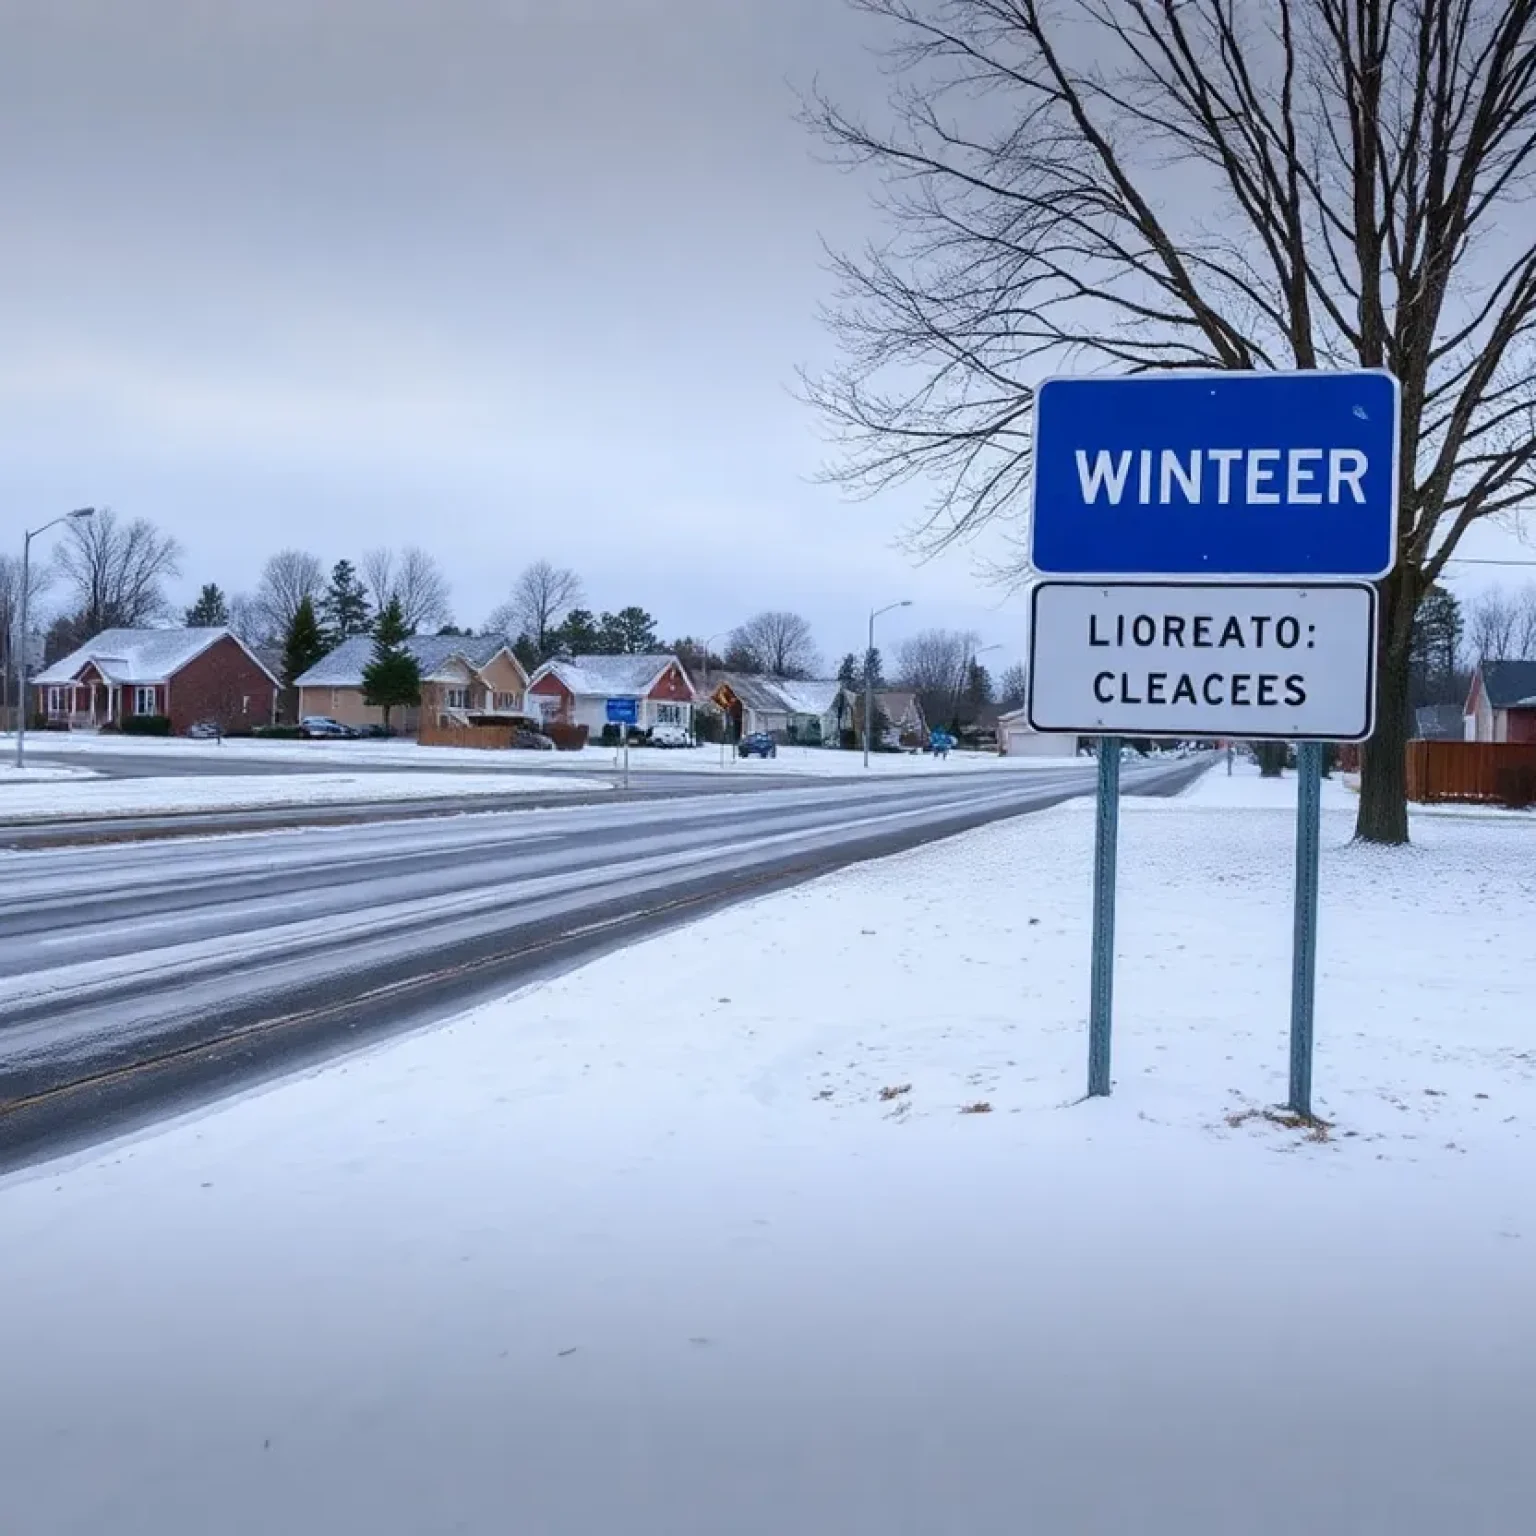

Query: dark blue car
[738,732,778,759]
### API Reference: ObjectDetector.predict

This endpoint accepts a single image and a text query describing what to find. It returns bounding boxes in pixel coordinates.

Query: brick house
[32,628,279,733]
[294,634,530,734]
[526,654,696,734]
[1464,660,1536,744]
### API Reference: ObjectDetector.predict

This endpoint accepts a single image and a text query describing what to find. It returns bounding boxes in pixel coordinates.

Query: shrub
[122,714,172,736]
[544,722,589,751]
[255,724,303,740]
[1494,765,1536,811]
[600,723,621,746]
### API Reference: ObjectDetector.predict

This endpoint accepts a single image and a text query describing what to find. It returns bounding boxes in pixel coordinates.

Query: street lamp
[15,507,95,769]
[865,599,913,768]
[702,630,731,766]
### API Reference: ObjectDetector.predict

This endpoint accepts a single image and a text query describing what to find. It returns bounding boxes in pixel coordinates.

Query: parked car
[648,723,692,749]
[187,720,223,740]
[512,728,556,751]
[299,716,357,739]
[738,732,778,759]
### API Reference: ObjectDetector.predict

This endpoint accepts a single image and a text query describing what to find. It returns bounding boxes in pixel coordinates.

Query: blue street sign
[1030,370,1399,579]
[605,697,639,725]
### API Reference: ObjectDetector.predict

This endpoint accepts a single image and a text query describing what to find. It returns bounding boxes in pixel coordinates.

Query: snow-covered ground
[0,771,609,821]
[2,764,1533,1534]
[0,761,101,785]
[10,730,1091,776]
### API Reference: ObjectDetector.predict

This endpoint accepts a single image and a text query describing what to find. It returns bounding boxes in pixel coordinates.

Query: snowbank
[2,778,1533,1533]
[0,762,101,785]
[0,771,609,821]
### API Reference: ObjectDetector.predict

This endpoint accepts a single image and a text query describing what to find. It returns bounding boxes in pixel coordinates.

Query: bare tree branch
[363,546,453,636]
[52,509,182,632]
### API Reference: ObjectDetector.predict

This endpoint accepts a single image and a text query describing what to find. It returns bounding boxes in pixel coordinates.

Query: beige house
[295,634,529,734]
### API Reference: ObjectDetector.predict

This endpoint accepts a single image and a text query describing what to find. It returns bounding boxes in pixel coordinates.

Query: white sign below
[1027,581,1378,741]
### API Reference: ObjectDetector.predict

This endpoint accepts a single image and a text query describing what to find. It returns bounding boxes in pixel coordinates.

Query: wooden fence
[1406,740,1536,805]
[417,720,517,751]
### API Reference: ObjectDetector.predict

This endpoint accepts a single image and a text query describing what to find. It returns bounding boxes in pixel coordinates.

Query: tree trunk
[1256,741,1287,777]
[1353,570,1418,846]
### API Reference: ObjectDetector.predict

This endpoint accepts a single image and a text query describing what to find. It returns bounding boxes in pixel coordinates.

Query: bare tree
[225,592,267,646]
[1467,583,1536,660]
[363,546,452,635]
[804,0,1536,844]
[728,611,822,677]
[53,509,182,632]
[1,552,52,720]
[998,661,1029,709]
[254,550,325,645]
[486,560,583,658]
[897,627,979,731]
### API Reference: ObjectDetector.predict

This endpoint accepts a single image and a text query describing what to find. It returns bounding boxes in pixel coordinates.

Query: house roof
[877,690,923,724]
[531,654,693,698]
[295,634,519,689]
[710,672,844,718]
[33,628,279,687]
[1477,659,1536,711]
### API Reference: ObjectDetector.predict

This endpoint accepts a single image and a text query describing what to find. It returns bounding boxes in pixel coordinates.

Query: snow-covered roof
[1477,660,1536,711]
[295,634,519,689]
[531,654,692,698]
[32,628,277,687]
[709,672,844,718]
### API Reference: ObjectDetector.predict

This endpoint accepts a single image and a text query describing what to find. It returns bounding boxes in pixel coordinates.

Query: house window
[47,687,67,715]
[655,703,684,724]
[134,686,158,715]
[445,687,471,710]
[493,691,520,711]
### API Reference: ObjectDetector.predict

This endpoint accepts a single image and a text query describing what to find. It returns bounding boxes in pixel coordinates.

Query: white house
[526,654,696,735]
[996,706,1080,758]
[705,673,850,744]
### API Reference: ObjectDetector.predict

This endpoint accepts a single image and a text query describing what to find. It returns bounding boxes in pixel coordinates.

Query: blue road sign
[1030,370,1399,579]
[605,697,639,726]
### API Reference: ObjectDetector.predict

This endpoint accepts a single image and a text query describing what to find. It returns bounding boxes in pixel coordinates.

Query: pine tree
[362,597,421,734]
[836,653,860,688]
[320,559,371,643]
[185,583,230,627]
[553,608,601,656]
[282,596,326,687]
[596,606,658,655]
[862,646,885,689]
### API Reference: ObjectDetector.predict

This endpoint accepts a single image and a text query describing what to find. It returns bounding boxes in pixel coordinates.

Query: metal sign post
[605,697,639,790]
[1025,368,1398,1111]
[1088,739,1121,1098]
[1289,741,1323,1117]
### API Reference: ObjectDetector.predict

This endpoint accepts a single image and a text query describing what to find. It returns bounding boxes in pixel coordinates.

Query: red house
[526,654,696,735]
[32,628,280,734]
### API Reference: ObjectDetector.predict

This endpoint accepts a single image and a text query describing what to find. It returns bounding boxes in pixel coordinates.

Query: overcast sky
[0,1,1528,672]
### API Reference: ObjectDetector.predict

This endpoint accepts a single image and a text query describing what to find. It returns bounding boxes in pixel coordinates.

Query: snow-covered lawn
[0,761,101,785]
[2,765,1533,1534]
[0,771,609,822]
[10,731,1090,777]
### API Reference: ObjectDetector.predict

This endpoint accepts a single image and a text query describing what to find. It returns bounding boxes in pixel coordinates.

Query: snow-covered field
[10,731,1087,777]
[0,761,101,785]
[2,765,1533,1534]
[0,770,609,821]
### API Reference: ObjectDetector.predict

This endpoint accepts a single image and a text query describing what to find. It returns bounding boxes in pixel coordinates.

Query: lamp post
[865,600,912,768]
[702,630,731,767]
[956,641,1001,735]
[15,507,95,770]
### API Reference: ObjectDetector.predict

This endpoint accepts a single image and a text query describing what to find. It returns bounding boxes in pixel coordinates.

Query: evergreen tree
[554,608,602,655]
[863,646,885,688]
[185,583,230,627]
[320,559,372,643]
[362,597,421,734]
[512,633,541,673]
[596,606,659,655]
[282,596,326,687]
[836,653,861,688]
[1409,585,1465,707]
[964,659,995,707]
